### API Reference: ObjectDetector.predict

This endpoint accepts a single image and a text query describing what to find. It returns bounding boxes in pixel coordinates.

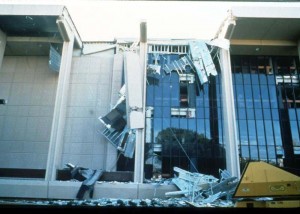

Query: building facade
[0,4,299,199]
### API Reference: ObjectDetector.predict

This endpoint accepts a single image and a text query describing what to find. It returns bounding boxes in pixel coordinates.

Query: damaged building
[0,3,299,203]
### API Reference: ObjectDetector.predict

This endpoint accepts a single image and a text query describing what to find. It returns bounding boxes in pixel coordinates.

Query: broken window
[49,43,62,72]
[145,41,223,179]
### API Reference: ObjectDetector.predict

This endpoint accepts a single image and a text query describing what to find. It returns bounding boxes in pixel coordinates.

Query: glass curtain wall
[231,55,300,172]
[145,50,225,179]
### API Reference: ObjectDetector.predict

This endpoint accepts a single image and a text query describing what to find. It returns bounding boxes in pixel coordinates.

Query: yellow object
[233,161,300,208]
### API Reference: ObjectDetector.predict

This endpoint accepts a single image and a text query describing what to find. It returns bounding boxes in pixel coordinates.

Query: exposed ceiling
[0,15,63,56]
[231,18,300,41]
[0,15,60,38]
[224,7,300,56]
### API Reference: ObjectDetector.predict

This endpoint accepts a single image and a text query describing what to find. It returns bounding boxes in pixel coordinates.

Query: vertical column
[298,40,300,63]
[45,19,75,181]
[219,48,240,178]
[0,29,6,70]
[134,21,147,183]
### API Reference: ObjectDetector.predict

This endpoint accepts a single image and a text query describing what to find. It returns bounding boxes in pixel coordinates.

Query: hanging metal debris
[163,55,194,75]
[188,40,218,85]
[161,40,218,85]
[49,44,61,72]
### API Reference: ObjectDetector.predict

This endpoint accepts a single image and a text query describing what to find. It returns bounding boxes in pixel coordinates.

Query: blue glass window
[246,108,255,120]
[290,121,300,146]
[154,85,162,107]
[267,74,275,85]
[243,74,251,85]
[153,118,162,143]
[256,120,266,145]
[236,85,245,108]
[268,85,278,109]
[264,120,274,145]
[180,118,187,130]
[197,119,205,135]
[146,85,154,106]
[241,145,250,158]
[163,107,171,117]
[260,85,270,108]
[252,85,262,108]
[259,74,267,85]
[196,107,204,119]
[273,121,282,146]
[271,109,279,120]
[267,146,276,160]
[251,73,259,85]
[154,107,163,117]
[244,86,253,108]
[248,120,257,145]
[188,118,196,132]
[263,108,271,120]
[250,145,259,159]
[235,73,243,85]
[239,120,248,145]
[288,109,296,121]
[255,108,263,120]
[238,108,246,120]
[205,119,211,139]
[218,119,223,145]
[259,146,268,159]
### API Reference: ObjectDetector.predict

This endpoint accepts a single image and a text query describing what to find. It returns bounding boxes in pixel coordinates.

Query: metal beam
[6,36,62,43]
[231,39,297,47]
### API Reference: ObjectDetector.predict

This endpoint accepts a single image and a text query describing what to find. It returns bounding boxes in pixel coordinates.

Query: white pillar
[45,18,75,181]
[134,21,147,183]
[219,48,240,178]
[0,29,6,70]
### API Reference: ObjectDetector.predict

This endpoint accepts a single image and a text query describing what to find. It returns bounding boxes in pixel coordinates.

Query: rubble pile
[165,167,238,207]
[0,197,233,208]
[0,166,238,208]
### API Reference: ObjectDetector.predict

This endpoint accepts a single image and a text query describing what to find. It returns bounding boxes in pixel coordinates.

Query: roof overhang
[215,6,300,56]
[0,4,82,56]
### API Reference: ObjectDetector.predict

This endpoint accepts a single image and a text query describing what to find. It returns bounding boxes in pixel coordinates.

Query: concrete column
[219,48,240,178]
[134,21,147,183]
[0,29,6,70]
[45,21,75,181]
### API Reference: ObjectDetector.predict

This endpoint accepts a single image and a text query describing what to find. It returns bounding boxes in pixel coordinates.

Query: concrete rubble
[0,166,237,208]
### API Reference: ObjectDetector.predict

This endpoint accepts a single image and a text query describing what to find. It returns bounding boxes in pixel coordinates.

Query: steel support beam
[6,36,62,43]
[231,39,297,47]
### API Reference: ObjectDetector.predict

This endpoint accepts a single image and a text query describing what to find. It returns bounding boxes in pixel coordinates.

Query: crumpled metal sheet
[166,166,239,206]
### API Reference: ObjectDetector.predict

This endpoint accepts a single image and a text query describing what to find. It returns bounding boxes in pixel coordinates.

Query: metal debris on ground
[0,198,201,208]
[66,163,104,200]
[165,166,238,207]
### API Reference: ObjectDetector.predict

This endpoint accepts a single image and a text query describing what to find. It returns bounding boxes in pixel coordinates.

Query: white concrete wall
[0,56,58,169]
[61,55,119,170]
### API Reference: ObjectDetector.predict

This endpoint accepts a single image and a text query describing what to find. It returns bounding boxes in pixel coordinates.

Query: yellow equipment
[233,161,300,208]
